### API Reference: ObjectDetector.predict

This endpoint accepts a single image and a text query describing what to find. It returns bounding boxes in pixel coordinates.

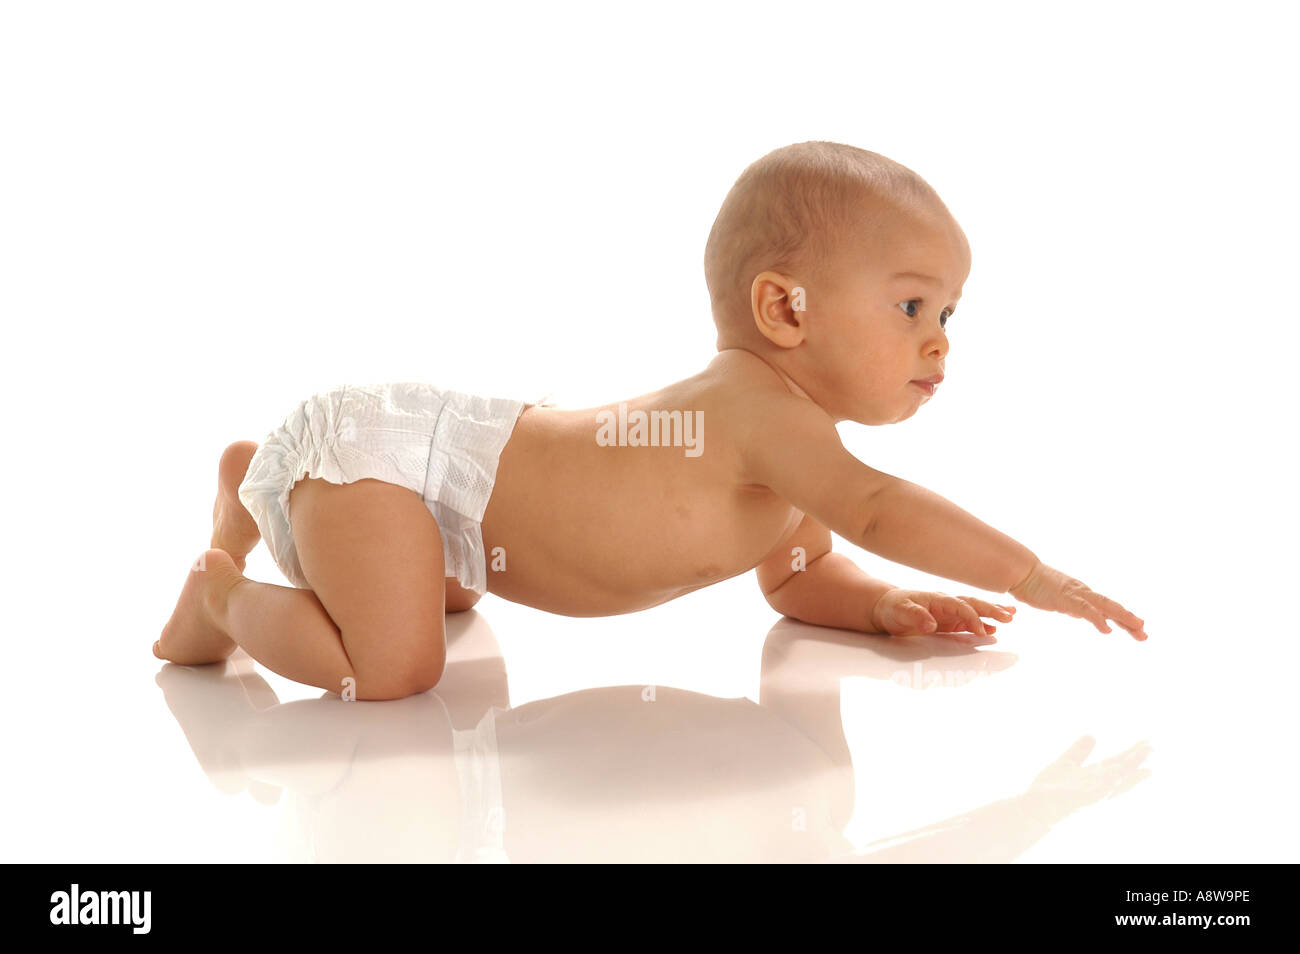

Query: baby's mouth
[910,380,938,396]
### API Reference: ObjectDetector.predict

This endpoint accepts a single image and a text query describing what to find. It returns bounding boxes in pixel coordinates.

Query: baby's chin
[813,386,922,426]
[850,402,922,427]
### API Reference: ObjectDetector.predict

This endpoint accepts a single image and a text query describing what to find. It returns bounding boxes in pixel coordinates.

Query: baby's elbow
[757,570,802,618]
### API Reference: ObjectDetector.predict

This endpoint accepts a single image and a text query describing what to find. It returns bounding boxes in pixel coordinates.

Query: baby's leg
[279,476,449,698]
[211,441,262,571]
[159,477,449,701]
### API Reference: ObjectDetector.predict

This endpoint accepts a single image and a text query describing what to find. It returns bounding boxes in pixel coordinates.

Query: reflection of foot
[155,549,243,664]
[154,661,271,798]
[211,441,261,572]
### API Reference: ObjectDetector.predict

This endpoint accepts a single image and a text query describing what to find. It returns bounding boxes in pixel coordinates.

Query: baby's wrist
[1008,555,1041,593]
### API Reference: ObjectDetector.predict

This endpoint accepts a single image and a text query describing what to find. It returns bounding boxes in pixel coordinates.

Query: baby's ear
[750,271,807,348]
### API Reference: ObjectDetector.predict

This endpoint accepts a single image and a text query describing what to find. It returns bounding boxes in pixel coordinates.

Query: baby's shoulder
[692,351,838,459]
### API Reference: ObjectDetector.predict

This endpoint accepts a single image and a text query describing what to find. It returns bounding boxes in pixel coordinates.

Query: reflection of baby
[159,140,1147,700]
[154,616,1149,863]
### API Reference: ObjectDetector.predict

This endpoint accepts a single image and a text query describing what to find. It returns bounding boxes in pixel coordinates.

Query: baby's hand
[870,588,1014,642]
[1009,561,1147,641]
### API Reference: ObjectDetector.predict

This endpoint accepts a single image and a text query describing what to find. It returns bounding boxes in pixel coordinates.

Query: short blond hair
[703,141,944,340]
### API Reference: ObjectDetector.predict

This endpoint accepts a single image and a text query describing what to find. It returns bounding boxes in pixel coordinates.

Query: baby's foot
[155,548,243,665]
[211,441,261,572]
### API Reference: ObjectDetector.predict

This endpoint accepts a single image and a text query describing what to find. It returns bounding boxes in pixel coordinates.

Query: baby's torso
[480,361,803,614]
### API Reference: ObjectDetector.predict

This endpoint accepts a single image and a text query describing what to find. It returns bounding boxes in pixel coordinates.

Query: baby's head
[704,141,970,425]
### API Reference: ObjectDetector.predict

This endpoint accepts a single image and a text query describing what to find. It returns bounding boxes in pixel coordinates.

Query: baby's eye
[899,299,954,329]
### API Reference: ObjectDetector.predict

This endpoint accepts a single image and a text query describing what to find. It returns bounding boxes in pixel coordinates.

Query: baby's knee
[349,634,446,701]
[354,664,444,700]
[399,654,446,696]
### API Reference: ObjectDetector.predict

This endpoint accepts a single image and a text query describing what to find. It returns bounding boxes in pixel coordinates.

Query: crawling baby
[157,141,1147,700]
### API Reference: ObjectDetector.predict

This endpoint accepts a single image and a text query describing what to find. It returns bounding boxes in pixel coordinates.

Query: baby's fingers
[959,596,1016,623]
[1075,592,1148,641]
[945,596,991,638]
[1066,594,1113,635]
[1095,593,1147,641]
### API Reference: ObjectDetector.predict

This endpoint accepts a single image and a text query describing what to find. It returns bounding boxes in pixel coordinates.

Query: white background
[2,0,1296,863]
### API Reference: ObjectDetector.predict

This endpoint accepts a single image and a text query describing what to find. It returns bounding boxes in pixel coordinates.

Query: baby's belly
[477,405,800,616]
[479,511,766,616]
[483,557,685,616]
[480,485,798,616]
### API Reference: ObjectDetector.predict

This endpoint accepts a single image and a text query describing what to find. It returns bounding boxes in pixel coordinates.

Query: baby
[157,141,1147,700]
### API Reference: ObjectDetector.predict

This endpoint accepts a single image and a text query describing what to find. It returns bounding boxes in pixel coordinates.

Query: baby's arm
[756,512,1010,639]
[741,392,1036,591]
[756,512,898,631]
[741,392,1145,638]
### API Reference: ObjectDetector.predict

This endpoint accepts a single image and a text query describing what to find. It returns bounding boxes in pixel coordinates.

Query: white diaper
[236,382,536,596]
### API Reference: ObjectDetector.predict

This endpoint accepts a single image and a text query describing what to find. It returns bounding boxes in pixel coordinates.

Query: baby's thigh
[289,476,449,697]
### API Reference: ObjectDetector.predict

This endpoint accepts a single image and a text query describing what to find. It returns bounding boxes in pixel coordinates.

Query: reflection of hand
[833,736,1153,864]
[870,588,1016,644]
[1022,736,1152,820]
[1009,560,1148,640]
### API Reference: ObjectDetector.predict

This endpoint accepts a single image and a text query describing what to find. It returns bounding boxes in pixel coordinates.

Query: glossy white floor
[4,1,1296,864]
[6,482,1296,863]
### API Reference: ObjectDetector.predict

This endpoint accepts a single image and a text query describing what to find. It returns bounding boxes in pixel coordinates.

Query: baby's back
[480,353,803,615]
